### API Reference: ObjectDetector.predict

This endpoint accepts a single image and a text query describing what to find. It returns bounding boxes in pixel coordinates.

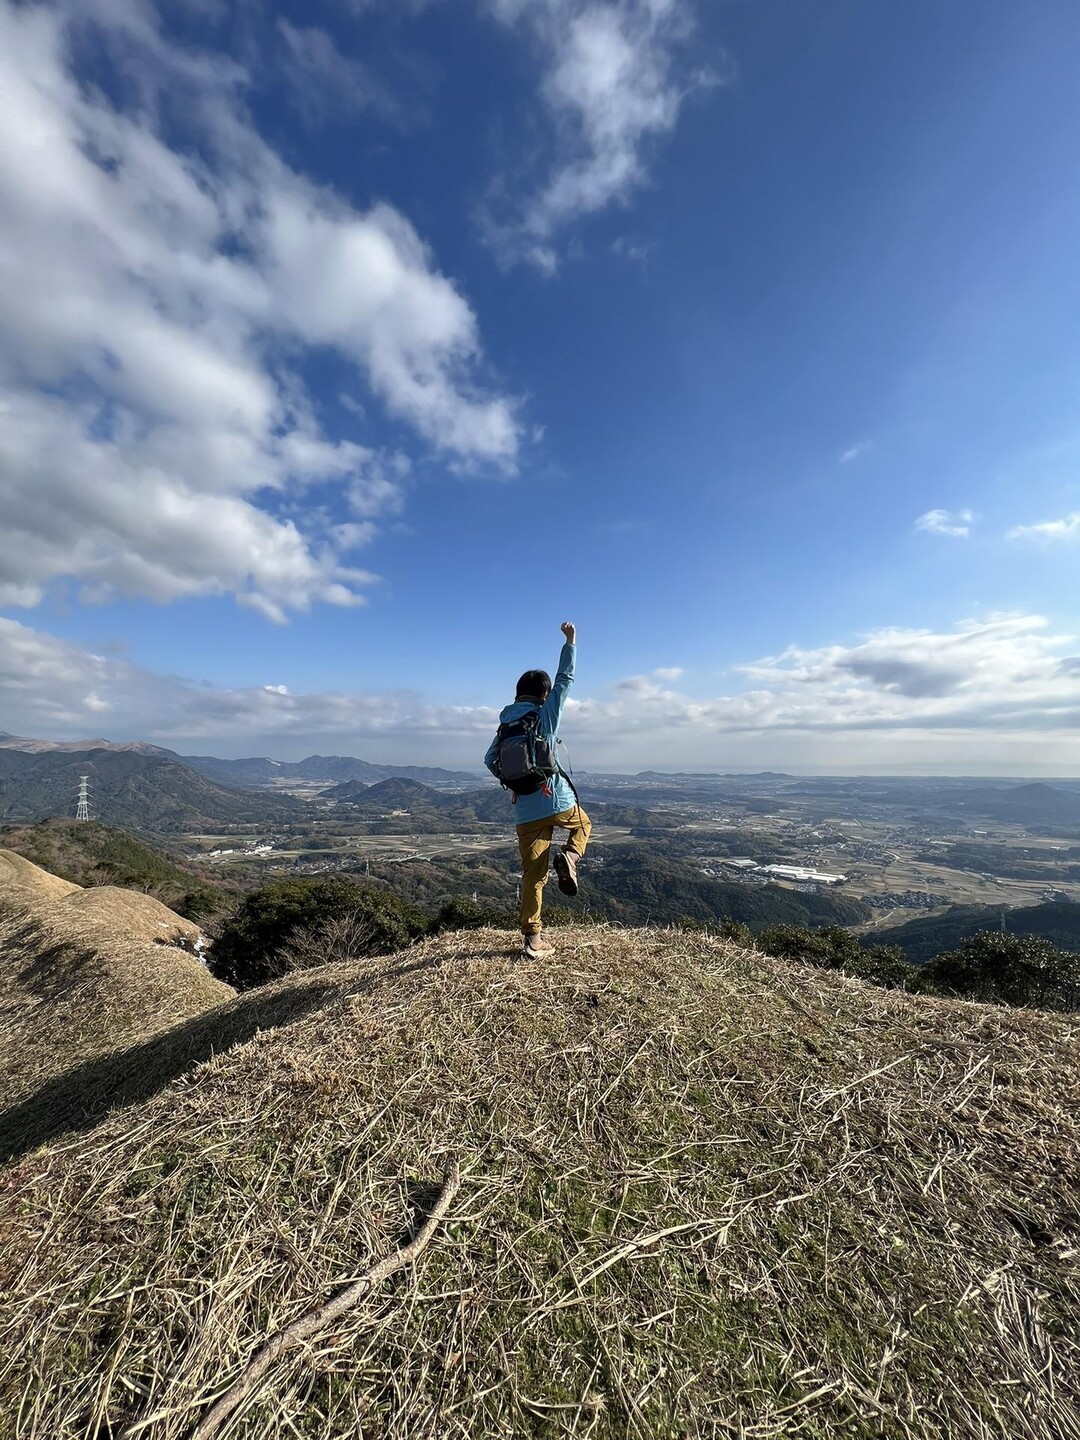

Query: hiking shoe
[522,934,554,959]
[554,849,580,897]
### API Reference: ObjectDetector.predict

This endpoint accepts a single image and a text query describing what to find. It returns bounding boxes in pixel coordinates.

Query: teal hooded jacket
[484,642,578,824]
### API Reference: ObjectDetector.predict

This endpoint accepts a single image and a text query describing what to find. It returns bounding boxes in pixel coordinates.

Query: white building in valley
[758,864,847,886]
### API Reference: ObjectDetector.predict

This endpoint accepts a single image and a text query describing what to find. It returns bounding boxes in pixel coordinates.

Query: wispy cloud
[612,235,656,264]
[915,508,976,538]
[486,0,722,271]
[1009,511,1080,542]
[278,20,403,127]
[839,441,869,464]
[0,0,520,621]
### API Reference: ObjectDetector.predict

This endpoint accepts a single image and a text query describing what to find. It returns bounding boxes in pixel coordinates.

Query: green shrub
[756,924,914,990]
[717,917,755,947]
[756,923,862,969]
[430,896,514,932]
[913,932,1080,1011]
[210,878,426,990]
[842,944,916,990]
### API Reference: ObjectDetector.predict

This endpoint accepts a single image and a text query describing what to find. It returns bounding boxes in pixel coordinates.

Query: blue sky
[0,0,1078,771]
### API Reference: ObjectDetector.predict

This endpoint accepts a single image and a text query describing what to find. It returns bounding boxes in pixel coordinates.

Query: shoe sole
[553,851,579,896]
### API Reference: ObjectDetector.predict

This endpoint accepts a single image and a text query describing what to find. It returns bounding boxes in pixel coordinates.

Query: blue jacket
[484,642,578,824]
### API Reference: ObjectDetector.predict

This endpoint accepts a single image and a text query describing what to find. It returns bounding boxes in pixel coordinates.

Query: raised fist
[561,621,576,643]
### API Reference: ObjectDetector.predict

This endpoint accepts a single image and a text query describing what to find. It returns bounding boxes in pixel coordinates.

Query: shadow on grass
[5,913,102,1000]
[0,953,443,1167]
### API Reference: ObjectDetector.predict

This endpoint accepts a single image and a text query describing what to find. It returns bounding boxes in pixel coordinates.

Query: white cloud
[3,613,1078,771]
[839,441,869,464]
[278,20,401,126]
[1009,511,1080,542]
[915,508,976,538]
[0,616,500,746]
[567,615,1080,768]
[612,235,655,264]
[0,1,520,619]
[487,0,719,269]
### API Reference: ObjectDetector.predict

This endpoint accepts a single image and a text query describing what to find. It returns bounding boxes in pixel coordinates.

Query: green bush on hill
[756,923,915,990]
[429,895,516,932]
[912,932,1080,1011]
[210,878,427,990]
[754,922,1080,1012]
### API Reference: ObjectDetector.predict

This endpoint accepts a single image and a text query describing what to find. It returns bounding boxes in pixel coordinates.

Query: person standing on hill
[485,621,591,959]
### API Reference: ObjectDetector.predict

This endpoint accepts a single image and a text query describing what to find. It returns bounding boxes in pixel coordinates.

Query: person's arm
[539,621,576,734]
[484,732,501,777]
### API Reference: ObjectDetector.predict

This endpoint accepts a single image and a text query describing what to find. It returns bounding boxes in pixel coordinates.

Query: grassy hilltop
[0,849,231,1121]
[0,819,230,921]
[1,911,1078,1439]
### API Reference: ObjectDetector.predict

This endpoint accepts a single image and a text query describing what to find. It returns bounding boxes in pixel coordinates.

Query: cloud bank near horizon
[2,613,1077,773]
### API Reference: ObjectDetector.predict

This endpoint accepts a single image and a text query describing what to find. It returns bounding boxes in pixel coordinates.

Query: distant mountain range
[949,783,1080,828]
[0,734,486,834]
[786,776,1080,828]
[632,770,794,781]
[0,732,168,756]
[0,734,481,791]
[182,754,481,789]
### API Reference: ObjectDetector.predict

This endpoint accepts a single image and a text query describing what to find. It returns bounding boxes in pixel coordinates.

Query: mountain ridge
[0,747,304,833]
[0,732,173,756]
[184,752,480,789]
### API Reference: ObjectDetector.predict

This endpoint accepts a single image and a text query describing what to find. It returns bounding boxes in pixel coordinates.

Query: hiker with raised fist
[485,621,591,959]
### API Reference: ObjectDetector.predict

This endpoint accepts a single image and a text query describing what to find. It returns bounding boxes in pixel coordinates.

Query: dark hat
[515,669,552,701]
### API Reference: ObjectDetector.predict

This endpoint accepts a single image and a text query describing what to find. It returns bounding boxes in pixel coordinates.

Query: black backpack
[493,709,559,796]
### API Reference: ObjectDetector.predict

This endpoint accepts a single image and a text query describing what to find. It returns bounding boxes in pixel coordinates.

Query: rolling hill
[0,747,304,833]
[0,848,232,1120]
[868,899,1080,964]
[322,776,514,823]
[949,781,1080,829]
[321,778,679,831]
[577,846,871,928]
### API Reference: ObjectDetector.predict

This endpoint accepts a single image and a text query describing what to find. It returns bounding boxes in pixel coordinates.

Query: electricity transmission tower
[75,776,91,822]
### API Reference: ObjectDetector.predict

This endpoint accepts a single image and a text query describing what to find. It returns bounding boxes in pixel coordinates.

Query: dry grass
[1,924,1078,1439]
[0,847,80,905]
[0,854,232,1116]
[50,887,205,950]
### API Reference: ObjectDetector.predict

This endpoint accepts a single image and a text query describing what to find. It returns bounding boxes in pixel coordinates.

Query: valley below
[171,766,1080,947]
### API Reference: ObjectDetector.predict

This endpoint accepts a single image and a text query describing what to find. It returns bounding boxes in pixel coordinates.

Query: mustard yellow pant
[516,805,591,935]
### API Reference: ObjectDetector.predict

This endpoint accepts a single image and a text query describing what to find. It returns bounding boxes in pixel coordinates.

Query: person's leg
[559,805,591,858]
[517,816,555,936]
[552,805,590,895]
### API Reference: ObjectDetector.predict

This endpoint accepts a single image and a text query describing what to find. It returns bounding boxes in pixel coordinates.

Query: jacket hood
[500,700,542,724]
